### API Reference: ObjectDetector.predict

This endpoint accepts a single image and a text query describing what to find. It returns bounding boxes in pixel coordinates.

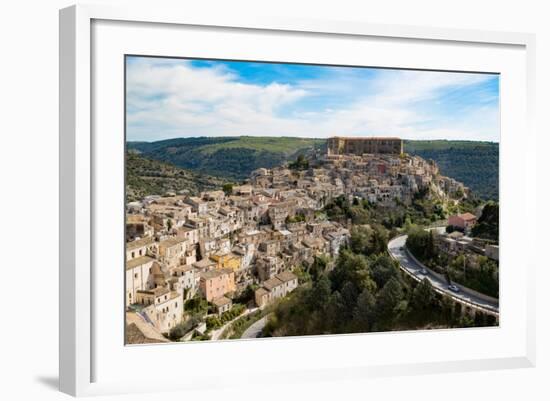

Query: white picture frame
[59,4,536,397]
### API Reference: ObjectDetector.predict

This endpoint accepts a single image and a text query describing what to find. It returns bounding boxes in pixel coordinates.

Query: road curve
[241,316,268,339]
[388,235,499,315]
[210,307,258,341]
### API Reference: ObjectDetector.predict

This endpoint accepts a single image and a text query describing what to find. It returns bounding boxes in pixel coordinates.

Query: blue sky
[126,56,499,142]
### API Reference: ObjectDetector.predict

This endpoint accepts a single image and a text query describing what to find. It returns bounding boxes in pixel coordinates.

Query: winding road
[388,235,499,315]
[240,316,268,339]
[210,307,258,341]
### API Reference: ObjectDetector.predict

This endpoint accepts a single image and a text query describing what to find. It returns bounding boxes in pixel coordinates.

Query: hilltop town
[125,137,480,343]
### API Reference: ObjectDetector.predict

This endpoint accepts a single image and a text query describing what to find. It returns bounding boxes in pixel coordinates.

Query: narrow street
[209,307,258,341]
[240,316,269,339]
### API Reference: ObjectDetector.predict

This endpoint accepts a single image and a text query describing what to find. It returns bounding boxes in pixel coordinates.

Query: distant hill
[403,140,499,200]
[126,152,228,202]
[127,137,499,200]
[127,136,325,180]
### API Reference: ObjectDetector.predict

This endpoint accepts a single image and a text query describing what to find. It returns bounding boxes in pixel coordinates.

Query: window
[131,251,135,258]
[134,273,138,279]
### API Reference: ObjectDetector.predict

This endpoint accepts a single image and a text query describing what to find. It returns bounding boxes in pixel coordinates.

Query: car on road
[399,246,404,251]
[448,284,460,293]
[419,269,428,275]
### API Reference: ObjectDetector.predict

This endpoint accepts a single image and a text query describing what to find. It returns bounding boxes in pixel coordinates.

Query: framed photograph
[59,4,536,397]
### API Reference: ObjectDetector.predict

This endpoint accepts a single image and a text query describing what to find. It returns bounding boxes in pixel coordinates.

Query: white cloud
[126,58,499,142]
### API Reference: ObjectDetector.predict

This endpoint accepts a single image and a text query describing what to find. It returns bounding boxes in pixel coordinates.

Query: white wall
[0,0,548,400]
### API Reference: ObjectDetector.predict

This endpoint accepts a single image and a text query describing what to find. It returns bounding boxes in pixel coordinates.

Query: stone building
[212,296,232,316]
[125,255,155,306]
[327,136,403,156]
[135,287,184,333]
[448,212,477,231]
[255,271,298,307]
[199,268,236,302]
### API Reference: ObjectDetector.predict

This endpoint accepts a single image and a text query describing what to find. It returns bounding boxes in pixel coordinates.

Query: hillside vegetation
[126,152,227,202]
[127,136,499,200]
[128,136,325,180]
[264,230,496,337]
[404,140,499,200]
[471,201,499,241]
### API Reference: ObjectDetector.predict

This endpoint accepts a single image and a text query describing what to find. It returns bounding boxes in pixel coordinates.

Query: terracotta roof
[459,212,477,221]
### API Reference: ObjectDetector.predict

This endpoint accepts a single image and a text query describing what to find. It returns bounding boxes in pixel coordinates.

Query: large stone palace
[327,136,403,156]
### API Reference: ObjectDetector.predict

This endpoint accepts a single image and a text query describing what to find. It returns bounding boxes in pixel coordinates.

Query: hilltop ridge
[127,136,498,200]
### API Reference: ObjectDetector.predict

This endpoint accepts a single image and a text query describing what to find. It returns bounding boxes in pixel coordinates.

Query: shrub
[168,315,201,340]
[221,304,246,323]
[205,316,222,331]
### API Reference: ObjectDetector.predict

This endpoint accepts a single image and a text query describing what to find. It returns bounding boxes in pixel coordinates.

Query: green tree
[375,277,405,329]
[293,265,311,284]
[329,249,369,293]
[371,224,389,255]
[349,224,389,256]
[307,275,331,311]
[340,281,360,321]
[233,284,258,305]
[471,202,499,241]
[458,315,475,328]
[168,315,201,340]
[476,256,499,298]
[205,316,222,330]
[406,226,436,262]
[370,254,399,289]
[309,255,329,282]
[326,291,346,332]
[411,278,436,311]
[350,206,370,224]
[350,225,373,255]
[353,288,376,331]
[222,183,234,195]
[289,154,309,170]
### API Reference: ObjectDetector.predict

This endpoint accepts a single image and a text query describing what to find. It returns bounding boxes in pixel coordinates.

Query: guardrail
[387,237,499,317]
[403,247,499,307]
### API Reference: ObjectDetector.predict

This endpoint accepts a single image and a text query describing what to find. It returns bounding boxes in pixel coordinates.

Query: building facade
[327,136,403,156]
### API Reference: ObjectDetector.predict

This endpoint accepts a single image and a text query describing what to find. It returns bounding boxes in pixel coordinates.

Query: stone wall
[327,136,403,156]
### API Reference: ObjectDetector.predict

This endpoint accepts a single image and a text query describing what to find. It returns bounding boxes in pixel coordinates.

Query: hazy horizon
[126,135,499,144]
